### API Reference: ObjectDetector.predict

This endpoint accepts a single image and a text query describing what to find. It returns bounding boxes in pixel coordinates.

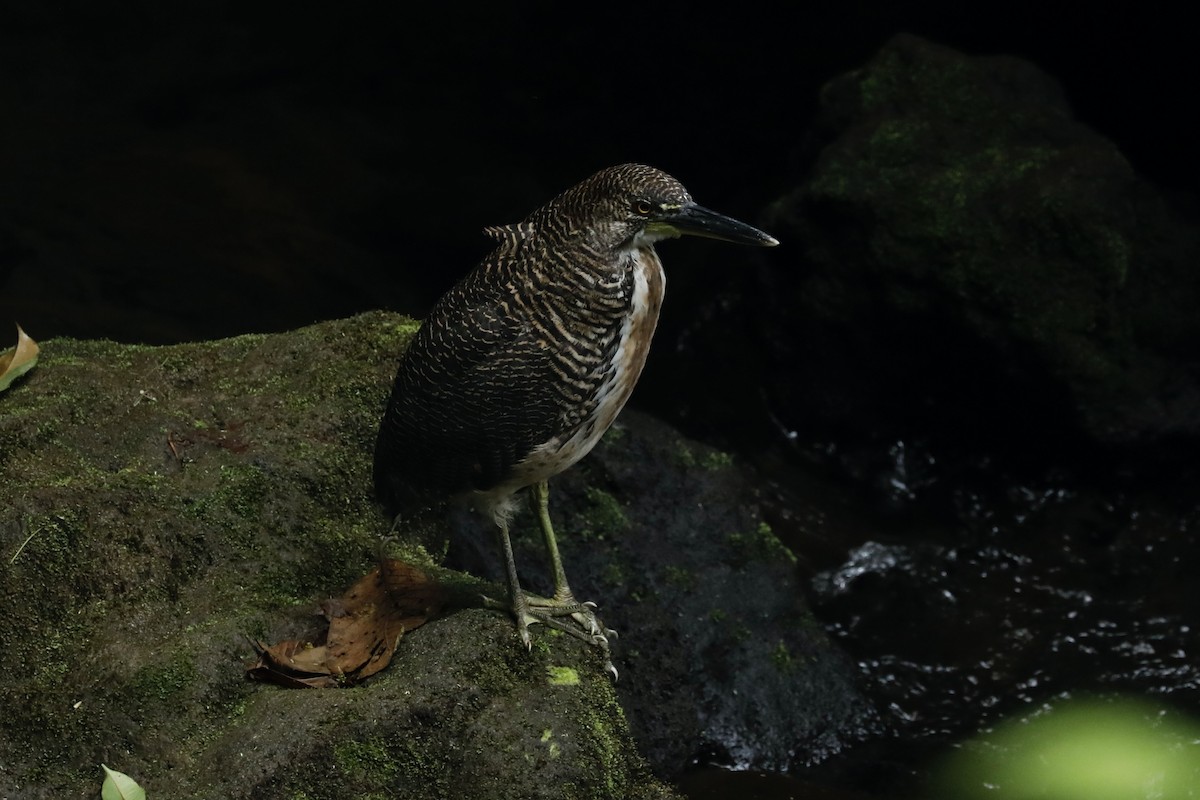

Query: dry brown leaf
[247,638,339,688]
[0,324,39,392]
[247,560,448,688]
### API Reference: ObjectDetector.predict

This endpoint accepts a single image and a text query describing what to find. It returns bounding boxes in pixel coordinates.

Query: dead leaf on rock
[0,324,39,393]
[247,560,448,688]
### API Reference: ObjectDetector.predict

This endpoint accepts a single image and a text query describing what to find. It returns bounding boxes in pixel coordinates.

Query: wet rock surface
[448,410,876,778]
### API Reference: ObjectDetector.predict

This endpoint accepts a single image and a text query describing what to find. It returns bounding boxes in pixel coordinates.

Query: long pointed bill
[660,203,780,247]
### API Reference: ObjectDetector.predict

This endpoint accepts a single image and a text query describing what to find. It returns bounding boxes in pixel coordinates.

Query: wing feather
[374,256,566,511]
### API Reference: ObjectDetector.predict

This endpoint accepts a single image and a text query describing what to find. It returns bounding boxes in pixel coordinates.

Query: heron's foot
[528,592,619,680]
[527,594,617,642]
[481,591,536,650]
[481,591,619,680]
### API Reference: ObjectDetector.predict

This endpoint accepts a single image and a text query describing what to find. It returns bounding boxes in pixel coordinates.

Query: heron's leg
[482,482,617,676]
[496,514,533,650]
[533,479,576,603]
[524,481,617,641]
[480,504,588,645]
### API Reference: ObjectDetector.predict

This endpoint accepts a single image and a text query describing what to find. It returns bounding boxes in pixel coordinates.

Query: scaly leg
[495,513,534,650]
[535,479,581,606]
[479,508,578,648]
[481,481,617,677]
[525,481,616,645]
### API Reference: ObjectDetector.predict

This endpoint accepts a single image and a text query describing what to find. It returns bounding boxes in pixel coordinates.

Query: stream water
[685,433,1200,798]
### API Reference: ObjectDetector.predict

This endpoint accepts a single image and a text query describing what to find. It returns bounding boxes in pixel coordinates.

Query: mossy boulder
[763,34,1200,452]
[0,312,677,800]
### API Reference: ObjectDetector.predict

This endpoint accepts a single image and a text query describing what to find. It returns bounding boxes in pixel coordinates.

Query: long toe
[481,592,536,650]
[526,597,615,647]
[485,590,616,669]
[526,600,591,618]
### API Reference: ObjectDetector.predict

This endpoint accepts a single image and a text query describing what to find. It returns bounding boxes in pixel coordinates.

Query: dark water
[680,434,1200,798]
[677,766,875,800]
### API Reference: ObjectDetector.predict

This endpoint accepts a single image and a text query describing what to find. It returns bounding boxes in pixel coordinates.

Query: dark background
[1,2,1194,357]
[5,4,1198,795]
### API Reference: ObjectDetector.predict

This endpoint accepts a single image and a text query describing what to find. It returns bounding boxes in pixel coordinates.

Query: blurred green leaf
[101,764,146,800]
[938,697,1200,799]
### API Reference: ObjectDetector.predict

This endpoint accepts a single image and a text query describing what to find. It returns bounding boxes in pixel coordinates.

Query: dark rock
[448,411,875,777]
[762,34,1200,452]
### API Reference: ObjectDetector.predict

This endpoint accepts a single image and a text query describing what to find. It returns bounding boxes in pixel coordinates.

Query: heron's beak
[657,203,779,247]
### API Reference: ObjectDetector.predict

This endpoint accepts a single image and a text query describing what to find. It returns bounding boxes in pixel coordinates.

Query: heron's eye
[633,199,654,216]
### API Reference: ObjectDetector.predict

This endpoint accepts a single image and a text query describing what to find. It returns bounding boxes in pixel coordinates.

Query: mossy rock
[0,311,676,800]
[764,34,1200,450]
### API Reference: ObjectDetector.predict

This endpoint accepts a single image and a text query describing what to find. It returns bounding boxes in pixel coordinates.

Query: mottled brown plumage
[374,164,777,665]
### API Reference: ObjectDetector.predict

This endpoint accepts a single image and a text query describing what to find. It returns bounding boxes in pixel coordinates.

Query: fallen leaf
[0,324,39,392]
[101,764,146,800]
[247,638,338,688]
[248,560,448,688]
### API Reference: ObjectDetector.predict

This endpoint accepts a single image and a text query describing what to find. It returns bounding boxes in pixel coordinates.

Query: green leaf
[101,764,146,800]
[0,324,39,393]
[936,697,1200,799]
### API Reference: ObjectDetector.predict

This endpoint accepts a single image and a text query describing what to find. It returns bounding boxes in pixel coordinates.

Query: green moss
[128,654,198,702]
[726,521,797,566]
[864,117,931,164]
[334,737,399,788]
[674,440,733,472]
[347,705,454,796]
[27,621,79,687]
[700,450,734,470]
[663,565,696,591]
[600,561,628,586]
[540,728,562,758]
[811,50,1140,396]
[546,665,580,686]
[572,487,628,541]
[574,677,638,799]
[771,641,796,672]
[378,318,422,351]
[216,463,269,519]
[600,423,626,444]
[675,442,697,469]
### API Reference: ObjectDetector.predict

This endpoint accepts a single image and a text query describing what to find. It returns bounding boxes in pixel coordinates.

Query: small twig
[166,431,182,463]
[129,357,171,409]
[9,522,37,565]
